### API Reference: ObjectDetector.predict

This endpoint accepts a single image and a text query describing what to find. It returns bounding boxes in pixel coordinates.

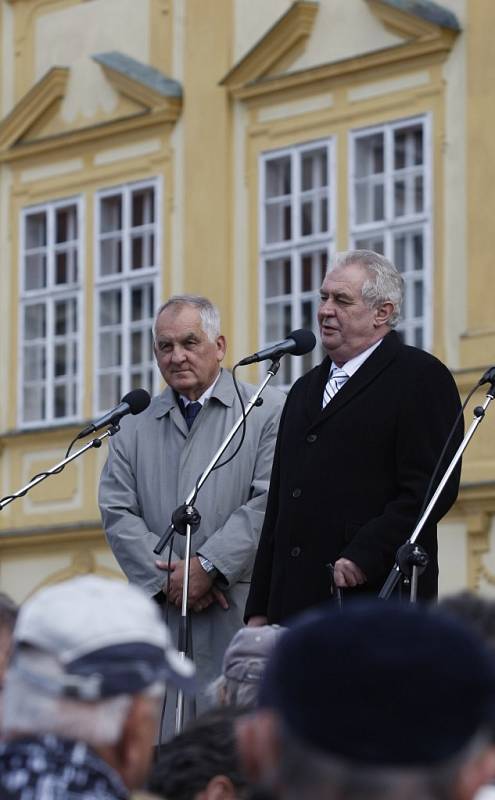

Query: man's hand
[155,556,228,611]
[333,558,367,588]
[247,615,268,627]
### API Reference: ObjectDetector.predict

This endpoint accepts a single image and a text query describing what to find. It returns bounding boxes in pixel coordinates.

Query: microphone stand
[153,359,281,733]
[0,426,120,511]
[379,377,495,601]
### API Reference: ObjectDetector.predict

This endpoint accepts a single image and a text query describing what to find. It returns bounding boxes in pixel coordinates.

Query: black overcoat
[245,331,463,623]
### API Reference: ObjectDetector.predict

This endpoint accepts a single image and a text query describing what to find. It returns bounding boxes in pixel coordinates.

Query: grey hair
[2,647,163,747]
[329,250,404,328]
[153,295,221,342]
[265,721,494,800]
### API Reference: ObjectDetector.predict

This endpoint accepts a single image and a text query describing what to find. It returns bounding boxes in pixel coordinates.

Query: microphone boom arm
[0,426,119,511]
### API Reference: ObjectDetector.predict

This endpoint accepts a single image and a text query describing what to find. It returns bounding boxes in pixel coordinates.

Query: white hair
[153,295,221,342]
[2,648,163,747]
[329,250,404,328]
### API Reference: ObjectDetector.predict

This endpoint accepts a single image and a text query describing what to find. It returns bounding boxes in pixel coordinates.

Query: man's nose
[171,345,187,362]
[320,298,335,316]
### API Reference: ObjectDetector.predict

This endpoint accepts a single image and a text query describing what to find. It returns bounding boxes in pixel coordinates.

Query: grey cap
[11,575,195,700]
[222,625,286,684]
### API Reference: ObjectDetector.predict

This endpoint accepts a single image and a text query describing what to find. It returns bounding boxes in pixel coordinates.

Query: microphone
[77,389,151,439]
[238,329,316,366]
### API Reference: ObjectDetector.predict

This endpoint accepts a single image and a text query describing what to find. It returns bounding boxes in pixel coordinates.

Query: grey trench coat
[99,369,284,720]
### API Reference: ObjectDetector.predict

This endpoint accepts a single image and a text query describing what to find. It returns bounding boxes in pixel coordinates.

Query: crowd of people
[1,250,490,799]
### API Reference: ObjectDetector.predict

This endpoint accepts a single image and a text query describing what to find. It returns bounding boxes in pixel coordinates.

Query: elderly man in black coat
[245,250,463,624]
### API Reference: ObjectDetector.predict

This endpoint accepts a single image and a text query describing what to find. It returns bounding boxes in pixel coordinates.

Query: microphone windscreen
[289,329,317,356]
[121,388,151,415]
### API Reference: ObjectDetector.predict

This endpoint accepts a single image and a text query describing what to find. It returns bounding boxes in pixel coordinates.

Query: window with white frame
[95,180,160,413]
[350,117,431,349]
[260,141,334,387]
[20,199,82,426]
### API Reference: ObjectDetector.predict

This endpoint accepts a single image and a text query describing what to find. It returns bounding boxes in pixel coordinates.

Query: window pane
[132,187,155,227]
[25,212,47,248]
[414,281,424,317]
[100,290,122,326]
[414,175,424,213]
[23,385,45,422]
[24,305,46,339]
[55,247,78,285]
[265,258,291,298]
[355,235,384,254]
[100,195,122,233]
[301,200,314,236]
[355,181,384,224]
[266,201,291,243]
[413,233,423,270]
[54,343,67,377]
[100,238,123,275]
[54,384,67,418]
[131,284,154,321]
[99,373,121,411]
[394,125,423,169]
[131,331,144,365]
[394,234,406,272]
[301,148,328,191]
[56,205,78,243]
[100,332,122,368]
[265,302,291,345]
[265,156,291,198]
[355,134,384,178]
[24,344,46,381]
[131,233,154,270]
[25,253,47,290]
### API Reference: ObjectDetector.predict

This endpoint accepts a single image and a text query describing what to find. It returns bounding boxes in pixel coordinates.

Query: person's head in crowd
[208,626,286,709]
[0,592,18,725]
[153,295,226,401]
[149,707,249,800]
[2,575,194,792]
[319,250,403,365]
[439,591,495,651]
[237,601,495,800]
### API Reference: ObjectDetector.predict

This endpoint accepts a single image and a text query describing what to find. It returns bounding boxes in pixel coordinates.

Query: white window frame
[18,196,84,428]
[259,139,336,387]
[349,115,433,350]
[94,178,162,414]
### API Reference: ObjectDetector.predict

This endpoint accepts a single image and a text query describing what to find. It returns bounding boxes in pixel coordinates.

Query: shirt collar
[331,337,384,378]
[179,370,222,407]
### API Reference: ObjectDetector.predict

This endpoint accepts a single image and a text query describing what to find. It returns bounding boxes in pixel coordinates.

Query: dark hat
[11,575,195,700]
[258,601,495,766]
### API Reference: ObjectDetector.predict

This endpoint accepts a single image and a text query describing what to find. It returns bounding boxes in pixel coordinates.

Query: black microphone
[77,389,151,439]
[238,329,316,366]
[480,367,495,386]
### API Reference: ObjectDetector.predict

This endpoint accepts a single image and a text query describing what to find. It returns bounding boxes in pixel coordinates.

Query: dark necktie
[184,401,202,429]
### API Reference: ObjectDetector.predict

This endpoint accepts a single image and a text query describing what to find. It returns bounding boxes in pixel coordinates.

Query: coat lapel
[307,331,401,430]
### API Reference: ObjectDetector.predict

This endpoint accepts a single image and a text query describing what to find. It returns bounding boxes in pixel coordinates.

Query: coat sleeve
[243,398,288,620]
[197,392,284,588]
[98,427,180,597]
[341,357,463,583]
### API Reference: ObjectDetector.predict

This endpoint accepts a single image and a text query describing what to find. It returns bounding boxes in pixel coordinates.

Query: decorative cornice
[220,0,319,92]
[228,32,457,101]
[366,0,460,38]
[0,67,69,151]
[92,52,182,111]
[0,107,174,163]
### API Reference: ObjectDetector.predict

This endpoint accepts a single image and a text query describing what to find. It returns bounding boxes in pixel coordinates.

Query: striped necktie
[323,367,348,408]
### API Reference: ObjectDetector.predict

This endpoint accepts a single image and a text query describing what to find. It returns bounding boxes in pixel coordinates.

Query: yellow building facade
[0,0,494,602]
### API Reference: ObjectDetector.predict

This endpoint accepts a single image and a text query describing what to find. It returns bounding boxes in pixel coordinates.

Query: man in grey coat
[99,295,284,728]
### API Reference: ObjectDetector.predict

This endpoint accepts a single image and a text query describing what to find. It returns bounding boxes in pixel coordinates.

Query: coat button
[292,488,302,498]
[306,433,317,443]
[290,546,301,557]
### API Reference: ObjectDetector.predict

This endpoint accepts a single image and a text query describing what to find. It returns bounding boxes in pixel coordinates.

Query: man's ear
[374,301,394,327]
[114,695,157,791]
[197,774,238,799]
[235,710,280,785]
[456,745,495,800]
[216,335,227,362]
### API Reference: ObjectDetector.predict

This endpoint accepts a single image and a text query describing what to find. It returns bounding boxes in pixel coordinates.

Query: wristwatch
[198,555,217,576]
